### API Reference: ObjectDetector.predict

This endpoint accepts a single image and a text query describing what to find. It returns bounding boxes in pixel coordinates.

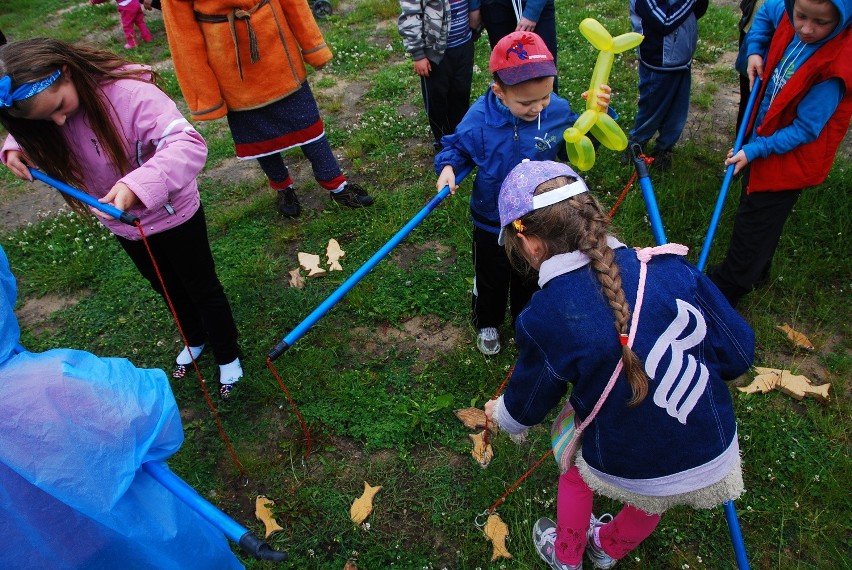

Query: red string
[266,357,313,457]
[608,154,654,220]
[134,222,246,477]
[487,449,554,515]
[483,365,514,447]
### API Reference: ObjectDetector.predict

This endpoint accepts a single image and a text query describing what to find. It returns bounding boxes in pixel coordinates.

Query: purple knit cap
[497,160,588,245]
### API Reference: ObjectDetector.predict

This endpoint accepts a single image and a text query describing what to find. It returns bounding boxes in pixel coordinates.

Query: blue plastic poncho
[0,245,244,570]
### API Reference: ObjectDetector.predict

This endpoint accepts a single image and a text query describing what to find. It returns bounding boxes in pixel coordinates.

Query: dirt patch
[352,314,466,371]
[15,291,86,334]
[389,240,456,269]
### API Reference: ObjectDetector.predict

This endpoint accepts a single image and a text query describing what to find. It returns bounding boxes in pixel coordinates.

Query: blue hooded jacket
[0,245,243,570]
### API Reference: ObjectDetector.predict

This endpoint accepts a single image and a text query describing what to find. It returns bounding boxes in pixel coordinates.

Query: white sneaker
[533,517,583,570]
[586,513,617,569]
[477,327,501,355]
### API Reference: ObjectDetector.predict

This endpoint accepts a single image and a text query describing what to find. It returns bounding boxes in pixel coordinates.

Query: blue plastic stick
[696,77,762,271]
[142,461,287,562]
[268,167,472,360]
[725,500,751,569]
[28,168,140,226]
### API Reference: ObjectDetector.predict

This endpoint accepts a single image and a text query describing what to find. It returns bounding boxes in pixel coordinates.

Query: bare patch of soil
[352,314,466,371]
[16,291,86,334]
[389,240,456,269]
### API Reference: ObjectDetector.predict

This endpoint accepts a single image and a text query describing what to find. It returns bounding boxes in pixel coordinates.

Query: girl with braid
[484,160,755,570]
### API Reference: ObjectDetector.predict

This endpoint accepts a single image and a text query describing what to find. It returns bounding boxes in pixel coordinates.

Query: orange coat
[161,0,333,120]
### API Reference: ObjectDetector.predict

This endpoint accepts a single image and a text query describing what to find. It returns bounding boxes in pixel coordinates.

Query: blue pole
[627,142,668,245]
[696,77,762,271]
[28,168,140,226]
[142,461,288,562]
[724,500,751,569]
[268,167,472,360]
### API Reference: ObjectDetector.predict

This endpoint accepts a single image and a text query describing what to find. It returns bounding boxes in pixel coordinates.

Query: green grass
[1,0,850,569]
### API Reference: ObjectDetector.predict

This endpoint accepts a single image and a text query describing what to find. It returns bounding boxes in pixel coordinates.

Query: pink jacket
[1,69,206,240]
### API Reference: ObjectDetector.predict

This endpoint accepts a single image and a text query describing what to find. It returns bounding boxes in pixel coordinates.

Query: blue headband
[0,69,62,108]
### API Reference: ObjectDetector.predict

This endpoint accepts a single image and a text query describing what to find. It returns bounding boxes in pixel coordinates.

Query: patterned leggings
[255,137,345,192]
[555,466,661,566]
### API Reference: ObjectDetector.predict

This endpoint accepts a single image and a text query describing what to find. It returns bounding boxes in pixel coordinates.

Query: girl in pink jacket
[116,0,153,49]
[0,38,243,399]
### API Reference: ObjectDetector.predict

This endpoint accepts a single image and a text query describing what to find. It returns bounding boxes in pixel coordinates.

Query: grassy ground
[1,0,850,569]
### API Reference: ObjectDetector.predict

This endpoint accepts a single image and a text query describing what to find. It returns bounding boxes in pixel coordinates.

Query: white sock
[330,182,346,193]
[219,358,243,385]
[176,344,205,365]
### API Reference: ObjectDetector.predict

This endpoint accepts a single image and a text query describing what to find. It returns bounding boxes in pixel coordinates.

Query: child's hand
[484,398,496,423]
[95,182,140,220]
[469,9,481,30]
[413,58,431,78]
[725,148,749,175]
[581,84,612,113]
[515,17,537,32]
[437,165,457,194]
[747,54,764,90]
[4,150,34,181]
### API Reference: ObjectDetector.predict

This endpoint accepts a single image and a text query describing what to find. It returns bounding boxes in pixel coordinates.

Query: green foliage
[1,0,849,569]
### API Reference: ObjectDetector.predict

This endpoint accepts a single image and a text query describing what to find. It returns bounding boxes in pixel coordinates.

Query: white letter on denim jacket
[645,299,709,424]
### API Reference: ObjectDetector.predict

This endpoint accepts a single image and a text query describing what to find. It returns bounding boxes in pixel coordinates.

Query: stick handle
[29,168,140,226]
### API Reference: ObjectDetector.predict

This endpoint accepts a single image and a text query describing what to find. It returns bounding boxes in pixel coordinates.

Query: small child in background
[0,38,244,399]
[398,0,482,151]
[485,160,755,570]
[709,0,851,308]
[627,0,708,170]
[116,0,153,49]
[434,31,613,355]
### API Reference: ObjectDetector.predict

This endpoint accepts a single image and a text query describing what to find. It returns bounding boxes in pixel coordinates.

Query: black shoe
[651,148,673,171]
[330,183,374,208]
[276,186,300,218]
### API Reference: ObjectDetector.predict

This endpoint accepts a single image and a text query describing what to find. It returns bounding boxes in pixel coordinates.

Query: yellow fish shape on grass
[255,495,284,538]
[469,430,494,468]
[349,481,382,524]
[775,324,815,351]
[483,513,512,561]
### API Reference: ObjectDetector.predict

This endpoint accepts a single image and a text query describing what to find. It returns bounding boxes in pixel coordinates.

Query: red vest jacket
[747,15,852,193]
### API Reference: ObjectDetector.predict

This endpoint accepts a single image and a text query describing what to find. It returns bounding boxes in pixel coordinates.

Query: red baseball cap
[489,31,556,85]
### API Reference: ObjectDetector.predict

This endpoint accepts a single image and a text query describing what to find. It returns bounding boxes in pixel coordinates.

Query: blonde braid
[573,195,649,406]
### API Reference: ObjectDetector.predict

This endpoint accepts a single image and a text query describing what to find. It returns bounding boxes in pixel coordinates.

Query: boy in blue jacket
[628,0,709,170]
[435,31,612,355]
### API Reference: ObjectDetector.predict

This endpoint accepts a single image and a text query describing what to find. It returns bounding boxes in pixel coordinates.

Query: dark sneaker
[586,513,617,569]
[533,517,583,570]
[276,186,301,218]
[330,183,374,208]
[219,382,236,399]
[651,149,673,172]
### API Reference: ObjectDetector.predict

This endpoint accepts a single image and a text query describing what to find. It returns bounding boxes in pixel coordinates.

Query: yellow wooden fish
[255,495,284,538]
[326,238,345,271]
[349,481,382,524]
[483,513,512,561]
[739,367,830,402]
[454,407,496,432]
[469,430,493,468]
[776,324,815,351]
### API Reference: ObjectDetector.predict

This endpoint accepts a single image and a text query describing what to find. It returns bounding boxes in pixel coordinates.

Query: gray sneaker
[586,513,617,569]
[476,327,500,355]
[533,517,582,570]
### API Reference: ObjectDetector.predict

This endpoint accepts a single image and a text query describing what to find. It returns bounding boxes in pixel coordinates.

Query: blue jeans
[630,64,692,152]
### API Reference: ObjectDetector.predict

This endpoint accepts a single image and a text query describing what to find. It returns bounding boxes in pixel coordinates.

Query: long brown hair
[0,38,162,214]
[503,176,650,406]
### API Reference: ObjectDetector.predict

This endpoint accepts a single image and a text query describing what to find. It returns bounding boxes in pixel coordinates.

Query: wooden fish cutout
[739,367,830,402]
[298,252,327,277]
[343,560,358,570]
[483,513,512,561]
[255,495,284,538]
[350,481,382,524]
[326,238,345,271]
[776,324,815,351]
[454,407,496,432]
[469,430,493,468]
[288,268,305,289]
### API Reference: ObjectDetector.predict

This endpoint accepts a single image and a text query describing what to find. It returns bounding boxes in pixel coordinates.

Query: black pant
[422,40,475,145]
[117,205,240,364]
[708,171,801,307]
[480,0,558,92]
[472,226,538,329]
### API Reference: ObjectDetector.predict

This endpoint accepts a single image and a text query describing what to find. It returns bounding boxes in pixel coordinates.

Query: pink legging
[555,466,661,566]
